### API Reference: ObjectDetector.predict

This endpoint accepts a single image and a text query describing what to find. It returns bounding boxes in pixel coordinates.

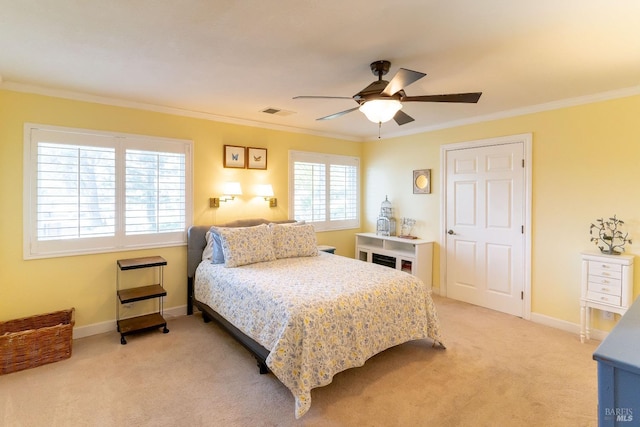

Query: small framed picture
[247,147,267,170]
[223,145,246,168]
[413,169,431,194]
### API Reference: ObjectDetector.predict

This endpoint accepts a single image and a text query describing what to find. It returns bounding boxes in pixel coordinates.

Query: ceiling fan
[293,60,482,126]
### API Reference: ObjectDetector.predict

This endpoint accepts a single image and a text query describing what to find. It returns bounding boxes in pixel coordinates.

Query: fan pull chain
[378,122,381,139]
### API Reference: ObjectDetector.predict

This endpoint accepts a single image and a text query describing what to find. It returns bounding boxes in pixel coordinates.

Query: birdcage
[376,196,396,236]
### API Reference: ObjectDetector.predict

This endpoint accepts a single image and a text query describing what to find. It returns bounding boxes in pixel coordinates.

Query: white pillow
[202,230,214,261]
[217,224,276,267]
[271,223,319,259]
[208,227,225,264]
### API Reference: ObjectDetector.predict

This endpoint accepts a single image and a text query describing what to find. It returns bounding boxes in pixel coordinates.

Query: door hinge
[521,225,524,234]
[521,291,524,300]
[522,159,525,168]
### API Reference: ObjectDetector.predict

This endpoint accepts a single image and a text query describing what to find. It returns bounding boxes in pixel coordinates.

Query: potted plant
[589,215,632,255]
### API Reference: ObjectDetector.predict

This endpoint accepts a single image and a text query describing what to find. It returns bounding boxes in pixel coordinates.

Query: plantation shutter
[37,142,116,240]
[289,150,359,231]
[292,161,326,222]
[329,163,358,221]
[125,150,186,235]
[25,124,192,259]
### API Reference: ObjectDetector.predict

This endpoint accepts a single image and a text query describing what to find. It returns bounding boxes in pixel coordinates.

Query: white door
[445,141,525,317]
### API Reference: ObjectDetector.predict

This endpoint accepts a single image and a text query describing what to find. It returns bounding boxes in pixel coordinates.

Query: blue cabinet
[593,296,640,426]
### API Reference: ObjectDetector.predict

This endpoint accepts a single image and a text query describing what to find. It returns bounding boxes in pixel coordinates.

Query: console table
[355,232,433,288]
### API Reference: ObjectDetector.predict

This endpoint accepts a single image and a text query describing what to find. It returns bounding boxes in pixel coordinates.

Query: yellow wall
[363,94,640,328]
[3,88,640,332]
[0,89,361,327]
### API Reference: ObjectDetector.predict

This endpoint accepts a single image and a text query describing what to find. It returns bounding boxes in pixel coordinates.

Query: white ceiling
[2,0,640,141]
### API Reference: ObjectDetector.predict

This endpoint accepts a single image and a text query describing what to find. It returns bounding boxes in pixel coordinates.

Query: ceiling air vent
[261,107,295,117]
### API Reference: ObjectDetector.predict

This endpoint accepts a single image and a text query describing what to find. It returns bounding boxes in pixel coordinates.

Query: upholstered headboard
[186,218,296,280]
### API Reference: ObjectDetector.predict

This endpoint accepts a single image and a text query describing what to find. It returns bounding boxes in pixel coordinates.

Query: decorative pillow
[270,223,319,259]
[217,224,276,267]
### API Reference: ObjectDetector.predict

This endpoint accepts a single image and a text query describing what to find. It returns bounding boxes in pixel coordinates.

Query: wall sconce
[210,182,242,208]
[256,184,277,208]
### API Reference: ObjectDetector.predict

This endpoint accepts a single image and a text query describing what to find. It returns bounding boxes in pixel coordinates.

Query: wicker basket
[0,308,75,375]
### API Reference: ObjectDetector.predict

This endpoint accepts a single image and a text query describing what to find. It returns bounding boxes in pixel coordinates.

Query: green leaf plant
[590,215,632,255]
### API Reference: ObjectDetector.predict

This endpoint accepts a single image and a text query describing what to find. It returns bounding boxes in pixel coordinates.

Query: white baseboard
[73,302,608,343]
[72,305,188,339]
[434,286,608,342]
[529,312,608,342]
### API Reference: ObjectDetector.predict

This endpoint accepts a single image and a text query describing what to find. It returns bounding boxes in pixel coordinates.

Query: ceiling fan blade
[402,92,482,103]
[382,68,426,97]
[393,110,415,126]
[317,107,360,121]
[293,95,353,100]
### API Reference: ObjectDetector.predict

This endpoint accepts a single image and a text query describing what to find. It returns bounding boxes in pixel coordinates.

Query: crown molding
[370,85,640,141]
[0,81,361,142]
[4,80,639,143]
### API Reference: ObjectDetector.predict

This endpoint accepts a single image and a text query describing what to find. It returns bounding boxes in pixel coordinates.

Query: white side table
[580,252,634,342]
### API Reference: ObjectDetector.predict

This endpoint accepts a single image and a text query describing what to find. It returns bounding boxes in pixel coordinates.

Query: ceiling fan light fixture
[359,99,402,124]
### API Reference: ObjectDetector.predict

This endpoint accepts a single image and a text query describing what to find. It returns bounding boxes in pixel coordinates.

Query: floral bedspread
[194,252,443,418]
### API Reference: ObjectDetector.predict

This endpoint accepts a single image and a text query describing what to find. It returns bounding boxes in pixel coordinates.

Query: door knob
[447,229,455,235]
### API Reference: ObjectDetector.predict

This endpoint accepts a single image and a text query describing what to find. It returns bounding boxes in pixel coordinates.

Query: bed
[186,218,443,418]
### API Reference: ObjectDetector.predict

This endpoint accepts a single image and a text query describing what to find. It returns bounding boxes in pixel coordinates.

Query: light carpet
[0,295,600,426]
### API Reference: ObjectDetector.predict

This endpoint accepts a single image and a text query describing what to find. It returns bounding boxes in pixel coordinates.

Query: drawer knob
[601,296,608,300]
[602,280,610,284]
[601,264,610,268]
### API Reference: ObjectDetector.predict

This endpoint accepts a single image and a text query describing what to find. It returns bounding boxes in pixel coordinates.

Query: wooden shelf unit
[116,256,169,344]
[118,284,166,304]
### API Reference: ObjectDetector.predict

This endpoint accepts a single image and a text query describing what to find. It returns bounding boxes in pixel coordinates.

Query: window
[24,124,192,259]
[289,150,359,232]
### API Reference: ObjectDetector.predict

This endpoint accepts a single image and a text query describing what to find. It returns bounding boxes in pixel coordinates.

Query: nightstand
[318,245,336,254]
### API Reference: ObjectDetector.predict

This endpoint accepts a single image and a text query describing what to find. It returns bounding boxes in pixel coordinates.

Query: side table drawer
[588,273,621,285]
[589,260,622,274]
[589,269,622,282]
[587,290,621,306]
[587,280,622,296]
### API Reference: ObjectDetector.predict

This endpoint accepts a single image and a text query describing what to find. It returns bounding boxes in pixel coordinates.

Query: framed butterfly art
[223,145,246,168]
[247,147,267,170]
